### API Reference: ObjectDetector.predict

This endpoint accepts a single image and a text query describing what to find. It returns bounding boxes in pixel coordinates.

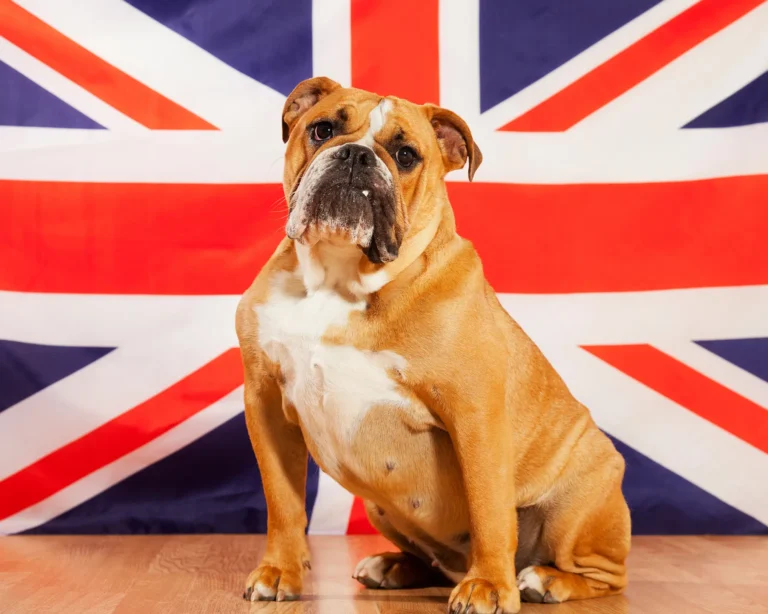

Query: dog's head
[281,77,482,264]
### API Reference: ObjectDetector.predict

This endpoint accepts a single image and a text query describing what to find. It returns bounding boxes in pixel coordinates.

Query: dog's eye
[395,146,416,168]
[311,122,333,142]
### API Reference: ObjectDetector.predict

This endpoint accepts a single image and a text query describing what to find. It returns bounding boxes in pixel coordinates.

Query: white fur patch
[517,566,545,596]
[256,273,407,475]
[351,269,391,296]
[252,581,276,601]
[353,555,388,584]
[353,555,375,579]
[294,242,326,291]
[357,98,393,148]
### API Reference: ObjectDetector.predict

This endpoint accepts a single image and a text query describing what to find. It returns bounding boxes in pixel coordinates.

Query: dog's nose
[335,144,374,168]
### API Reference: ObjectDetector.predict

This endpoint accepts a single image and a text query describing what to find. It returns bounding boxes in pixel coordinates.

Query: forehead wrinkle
[336,106,350,122]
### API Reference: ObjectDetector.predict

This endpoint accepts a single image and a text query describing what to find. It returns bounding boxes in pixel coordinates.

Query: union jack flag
[1,0,766,536]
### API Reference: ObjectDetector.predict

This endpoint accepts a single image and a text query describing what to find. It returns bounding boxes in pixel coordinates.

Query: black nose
[335,144,374,167]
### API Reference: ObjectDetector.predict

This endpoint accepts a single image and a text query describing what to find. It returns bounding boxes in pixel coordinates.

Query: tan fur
[236,77,631,612]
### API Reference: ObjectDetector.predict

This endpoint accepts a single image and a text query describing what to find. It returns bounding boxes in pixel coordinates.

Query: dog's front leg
[444,384,520,614]
[242,375,310,602]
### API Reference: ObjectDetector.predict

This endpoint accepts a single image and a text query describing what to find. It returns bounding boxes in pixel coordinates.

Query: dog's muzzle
[286,143,401,263]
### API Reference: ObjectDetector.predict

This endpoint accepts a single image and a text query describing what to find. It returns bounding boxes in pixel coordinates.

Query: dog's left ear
[282,76,341,143]
[425,105,483,181]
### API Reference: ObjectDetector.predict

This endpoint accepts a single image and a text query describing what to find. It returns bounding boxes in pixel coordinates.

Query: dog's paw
[448,577,520,614]
[353,552,434,589]
[243,564,303,602]
[516,566,559,604]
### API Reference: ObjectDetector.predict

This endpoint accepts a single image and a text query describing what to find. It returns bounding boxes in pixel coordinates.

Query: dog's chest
[255,283,407,474]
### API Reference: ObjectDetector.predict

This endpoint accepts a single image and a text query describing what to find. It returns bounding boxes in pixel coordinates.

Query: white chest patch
[255,275,407,475]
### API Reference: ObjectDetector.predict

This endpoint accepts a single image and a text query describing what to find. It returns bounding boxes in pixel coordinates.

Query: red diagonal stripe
[2,176,767,295]
[351,0,440,104]
[347,496,377,535]
[0,0,216,130]
[501,0,765,132]
[583,344,768,454]
[0,348,243,521]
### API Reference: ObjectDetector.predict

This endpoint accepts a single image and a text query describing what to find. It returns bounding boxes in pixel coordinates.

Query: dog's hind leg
[352,501,449,589]
[517,450,630,604]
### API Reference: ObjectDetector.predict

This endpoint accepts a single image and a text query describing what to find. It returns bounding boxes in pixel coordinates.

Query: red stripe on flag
[347,496,378,535]
[449,176,768,294]
[0,348,243,522]
[0,181,286,295]
[2,176,767,295]
[583,344,768,455]
[501,0,765,132]
[0,0,216,130]
[351,0,440,104]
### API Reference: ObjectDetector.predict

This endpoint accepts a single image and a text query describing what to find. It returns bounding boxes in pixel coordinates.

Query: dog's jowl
[236,76,631,613]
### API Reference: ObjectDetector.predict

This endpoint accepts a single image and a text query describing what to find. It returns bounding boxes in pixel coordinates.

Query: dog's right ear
[282,77,342,143]
[424,105,483,181]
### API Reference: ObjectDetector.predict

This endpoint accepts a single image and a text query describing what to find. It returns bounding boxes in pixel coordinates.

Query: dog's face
[281,77,482,264]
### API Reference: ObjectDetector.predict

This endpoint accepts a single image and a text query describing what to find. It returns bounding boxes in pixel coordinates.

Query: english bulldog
[236,76,631,613]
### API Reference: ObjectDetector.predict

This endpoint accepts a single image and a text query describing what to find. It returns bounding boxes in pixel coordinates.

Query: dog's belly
[350,402,467,515]
[267,334,465,522]
[278,340,411,477]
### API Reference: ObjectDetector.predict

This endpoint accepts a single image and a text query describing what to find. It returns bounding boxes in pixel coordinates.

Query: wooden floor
[0,535,766,613]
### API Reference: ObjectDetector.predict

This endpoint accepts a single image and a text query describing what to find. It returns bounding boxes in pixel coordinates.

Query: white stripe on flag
[465,123,768,183]
[0,388,245,535]
[498,286,768,346]
[439,0,480,125]
[2,124,767,183]
[308,471,355,535]
[0,292,239,347]
[312,0,352,87]
[0,127,284,183]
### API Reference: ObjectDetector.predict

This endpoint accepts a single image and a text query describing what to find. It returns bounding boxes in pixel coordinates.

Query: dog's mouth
[286,147,402,264]
[289,182,374,243]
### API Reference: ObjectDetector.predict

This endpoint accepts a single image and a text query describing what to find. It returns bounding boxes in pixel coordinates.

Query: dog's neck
[294,209,444,301]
